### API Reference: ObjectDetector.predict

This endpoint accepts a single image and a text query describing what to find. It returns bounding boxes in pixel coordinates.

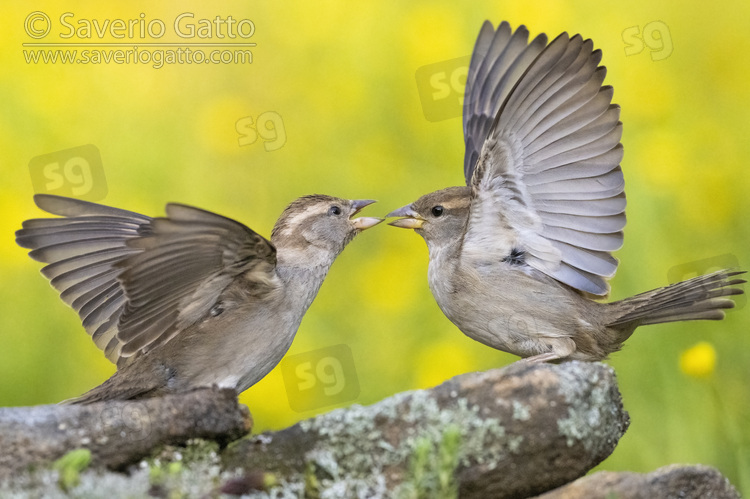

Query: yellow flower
[679,341,717,378]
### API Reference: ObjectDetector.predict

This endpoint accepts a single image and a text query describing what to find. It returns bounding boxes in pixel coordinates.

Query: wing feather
[16,195,277,366]
[463,21,548,182]
[540,210,626,234]
[462,23,625,295]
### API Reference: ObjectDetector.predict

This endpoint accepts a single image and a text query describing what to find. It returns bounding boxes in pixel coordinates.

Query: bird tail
[59,371,162,405]
[606,269,745,327]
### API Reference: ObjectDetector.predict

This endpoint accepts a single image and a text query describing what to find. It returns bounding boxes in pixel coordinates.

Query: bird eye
[328,205,342,216]
[431,206,444,217]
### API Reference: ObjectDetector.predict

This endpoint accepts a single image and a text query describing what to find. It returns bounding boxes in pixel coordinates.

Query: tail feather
[608,269,745,327]
[59,366,164,404]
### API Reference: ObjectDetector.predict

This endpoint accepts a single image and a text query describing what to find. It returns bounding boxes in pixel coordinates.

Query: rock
[222,361,630,497]
[2,362,737,499]
[534,464,740,499]
[0,386,250,479]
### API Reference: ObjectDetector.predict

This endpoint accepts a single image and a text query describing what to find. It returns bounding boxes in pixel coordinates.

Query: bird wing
[463,21,549,182]
[16,195,277,367]
[461,23,625,296]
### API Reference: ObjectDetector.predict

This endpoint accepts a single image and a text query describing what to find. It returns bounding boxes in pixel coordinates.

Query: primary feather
[462,25,625,295]
[16,194,277,367]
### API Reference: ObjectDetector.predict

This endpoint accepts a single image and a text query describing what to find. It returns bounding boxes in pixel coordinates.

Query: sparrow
[388,21,745,362]
[16,194,382,403]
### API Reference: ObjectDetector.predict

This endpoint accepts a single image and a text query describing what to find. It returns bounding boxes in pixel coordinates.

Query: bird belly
[428,261,582,359]
[168,304,300,394]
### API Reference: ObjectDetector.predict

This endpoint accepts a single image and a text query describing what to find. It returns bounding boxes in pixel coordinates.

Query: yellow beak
[350,199,383,230]
[386,205,424,229]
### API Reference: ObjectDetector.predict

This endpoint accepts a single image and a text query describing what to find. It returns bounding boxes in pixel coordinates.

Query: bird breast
[427,255,587,357]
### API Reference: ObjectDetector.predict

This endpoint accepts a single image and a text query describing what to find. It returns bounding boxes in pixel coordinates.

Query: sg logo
[415,55,471,122]
[622,21,673,61]
[668,254,745,309]
[99,402,151,441]
[489,312,540,342]
[28,144,107,201]
[280,344,360,412]
[236,111,287,152]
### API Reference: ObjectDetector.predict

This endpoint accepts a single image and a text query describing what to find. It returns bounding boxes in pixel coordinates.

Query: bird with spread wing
[17,194,381,403]
[388,21,744,362]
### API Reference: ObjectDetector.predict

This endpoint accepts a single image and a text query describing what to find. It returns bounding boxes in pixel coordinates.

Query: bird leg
[522,352,562,363]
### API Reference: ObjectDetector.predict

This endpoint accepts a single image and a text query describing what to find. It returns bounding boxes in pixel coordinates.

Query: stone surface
[223,361,630,497]
[0,386,249,479]
[534,464,741,499]
[1,362,739,499]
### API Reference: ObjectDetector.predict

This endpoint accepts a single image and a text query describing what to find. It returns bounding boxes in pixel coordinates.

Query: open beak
[386,204,424,229]
[350,199,383,230]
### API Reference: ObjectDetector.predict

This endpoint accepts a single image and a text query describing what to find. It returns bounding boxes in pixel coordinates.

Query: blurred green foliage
[1,0,748,494]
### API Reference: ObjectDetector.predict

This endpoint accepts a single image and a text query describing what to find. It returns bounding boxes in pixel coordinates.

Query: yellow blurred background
[1,0,748,493]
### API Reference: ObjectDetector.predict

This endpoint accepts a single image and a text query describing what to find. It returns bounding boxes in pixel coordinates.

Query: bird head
[272,195,382,262]
[387,186,471,252]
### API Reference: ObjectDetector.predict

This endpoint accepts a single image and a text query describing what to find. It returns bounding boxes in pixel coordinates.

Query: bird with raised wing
[17,194,382,403]
[388,21,744,362]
